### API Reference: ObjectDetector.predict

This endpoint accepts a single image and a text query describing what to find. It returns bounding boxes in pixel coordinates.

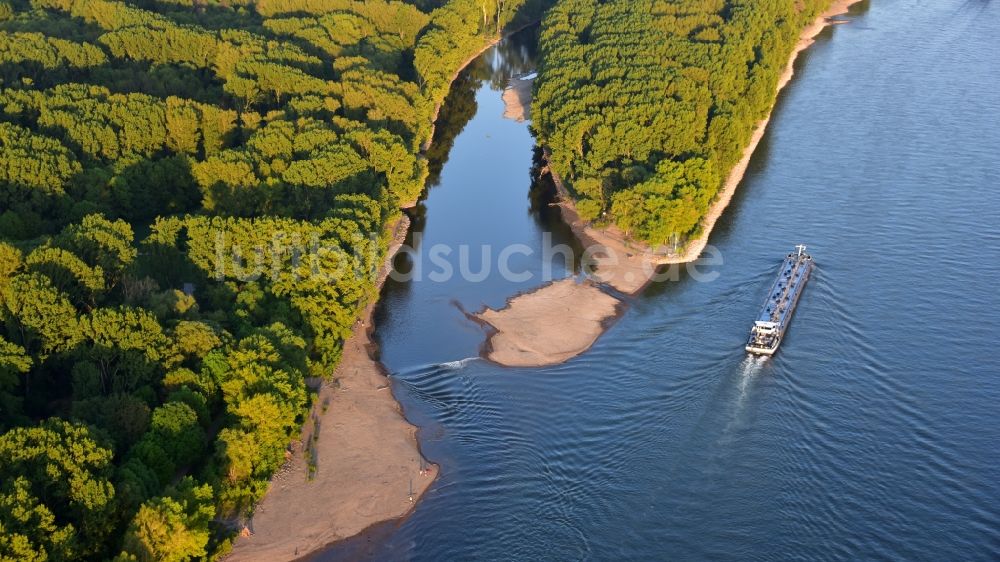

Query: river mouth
[372,27,593,370]
[316,2,1000,558]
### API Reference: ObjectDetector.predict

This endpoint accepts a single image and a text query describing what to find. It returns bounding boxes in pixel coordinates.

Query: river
[314,1,1000,559]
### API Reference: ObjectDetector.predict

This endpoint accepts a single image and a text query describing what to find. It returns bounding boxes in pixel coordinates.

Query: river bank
[227,216,439,561]
[651,0,866,265]
[547,0,864,271]
[226,21,551,560]
[228,23,553,560]
[316,1,1000,557]
[477,0,862,369]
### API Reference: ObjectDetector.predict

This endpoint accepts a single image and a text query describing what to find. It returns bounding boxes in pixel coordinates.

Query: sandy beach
[477,278,622,367]
[473,167,650,367]
[226,216,438,561]
[544,163,660,295]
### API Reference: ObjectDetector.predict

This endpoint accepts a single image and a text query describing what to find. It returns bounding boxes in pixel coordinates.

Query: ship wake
[736,354,768,405]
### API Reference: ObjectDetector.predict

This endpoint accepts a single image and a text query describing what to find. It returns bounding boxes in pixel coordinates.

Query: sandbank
[502,75,533,122]
[477,278,622,367]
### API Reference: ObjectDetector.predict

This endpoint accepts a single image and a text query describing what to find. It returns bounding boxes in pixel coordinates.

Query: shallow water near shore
[312,1,1000,559]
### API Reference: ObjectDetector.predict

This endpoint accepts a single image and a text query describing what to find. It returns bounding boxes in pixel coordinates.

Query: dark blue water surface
[317,1,1000,559]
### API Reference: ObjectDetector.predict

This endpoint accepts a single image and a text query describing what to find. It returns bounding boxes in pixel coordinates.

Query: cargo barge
[746,245,814,355]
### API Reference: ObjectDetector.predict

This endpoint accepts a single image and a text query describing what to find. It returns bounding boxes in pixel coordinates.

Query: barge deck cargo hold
[746,245,814,355]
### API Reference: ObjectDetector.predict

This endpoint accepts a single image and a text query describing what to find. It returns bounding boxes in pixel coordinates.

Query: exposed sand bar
[227,216,438,561]
[478,278,622,367]
[545,167,660,295]
[502,75,533,122]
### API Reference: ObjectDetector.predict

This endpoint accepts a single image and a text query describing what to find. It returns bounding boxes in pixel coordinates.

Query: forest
[0,0,553,559]
[532,0,833,246]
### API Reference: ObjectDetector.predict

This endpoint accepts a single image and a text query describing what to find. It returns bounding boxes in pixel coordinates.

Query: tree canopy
[0,0,554,558]
[533,0,833,245]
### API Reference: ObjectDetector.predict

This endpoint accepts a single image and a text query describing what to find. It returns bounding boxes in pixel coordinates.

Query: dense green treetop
[0,0,554,558]
[533,0,832,245]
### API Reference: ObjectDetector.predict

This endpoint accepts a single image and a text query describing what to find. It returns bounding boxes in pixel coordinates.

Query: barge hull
[746,246,814,355]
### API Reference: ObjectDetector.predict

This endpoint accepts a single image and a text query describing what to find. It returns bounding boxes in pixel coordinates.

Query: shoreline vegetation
[229,19,552,560]
[479,0,862,368]
[655,0,866,266]
[226,216,440,561]
[228,7,557,562]
[0,0,555,560]
[534,0,865,258]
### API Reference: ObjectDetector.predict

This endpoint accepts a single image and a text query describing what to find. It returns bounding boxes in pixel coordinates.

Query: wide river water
[316,1,1000,559]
